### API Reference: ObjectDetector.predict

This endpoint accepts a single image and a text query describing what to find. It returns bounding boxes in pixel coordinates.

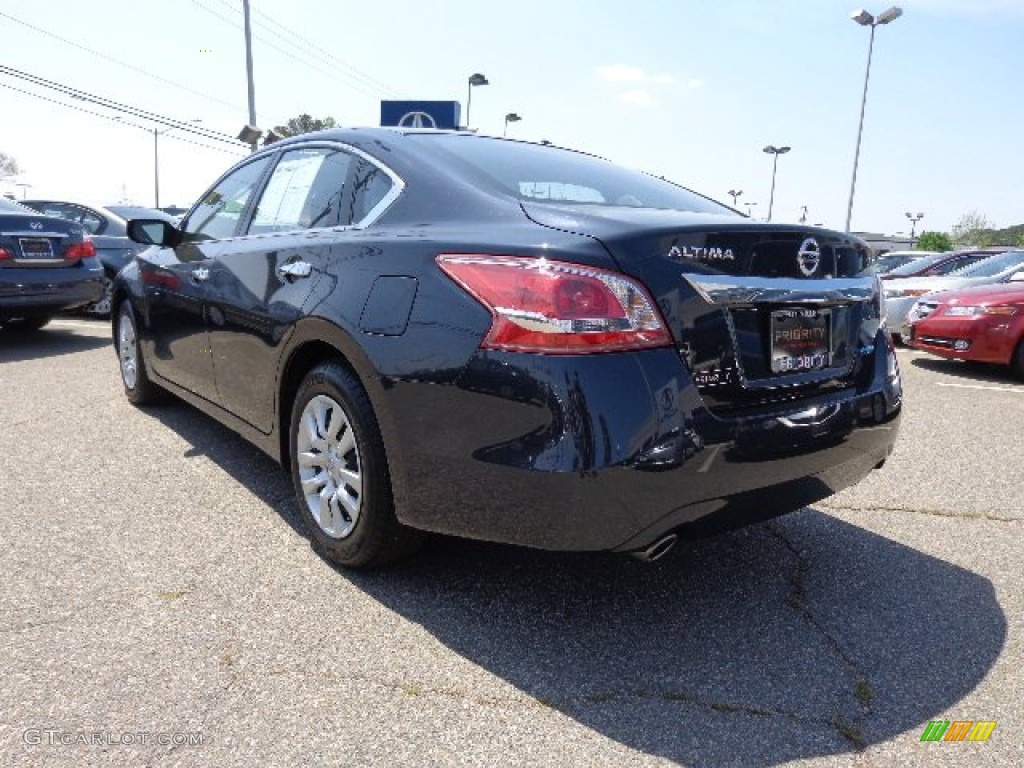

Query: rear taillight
[64,238,96,260]
[437,254,672,354]
[0,246,11,260]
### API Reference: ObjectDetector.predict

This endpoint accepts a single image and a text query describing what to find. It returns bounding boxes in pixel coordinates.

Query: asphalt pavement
[1,318,1021,767]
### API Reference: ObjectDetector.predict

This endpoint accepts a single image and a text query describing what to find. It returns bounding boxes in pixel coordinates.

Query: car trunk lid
[523,204,882,414]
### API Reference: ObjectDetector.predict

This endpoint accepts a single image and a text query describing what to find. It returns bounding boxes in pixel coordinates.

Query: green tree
[276,114,338,138]
[915,231,952,252]
[950,210,995,248]
[0,152,20,178]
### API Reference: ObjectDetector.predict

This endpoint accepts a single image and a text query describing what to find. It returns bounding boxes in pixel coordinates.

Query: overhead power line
[0,9,259,118]
[0,65,240,144]
[0,81,245,158]
[214,0,400,96]
[189,0,400,103]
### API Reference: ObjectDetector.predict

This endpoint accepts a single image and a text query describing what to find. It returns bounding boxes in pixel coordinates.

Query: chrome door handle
[277,261,312,279]
[191,266,210,282]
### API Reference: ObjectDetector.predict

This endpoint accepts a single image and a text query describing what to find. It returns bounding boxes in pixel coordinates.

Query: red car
[908,280,1024,378]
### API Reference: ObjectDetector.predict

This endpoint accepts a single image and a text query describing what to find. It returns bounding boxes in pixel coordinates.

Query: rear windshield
[0,197,32,213]
[957,250,1024,278]
[410,134,732,215]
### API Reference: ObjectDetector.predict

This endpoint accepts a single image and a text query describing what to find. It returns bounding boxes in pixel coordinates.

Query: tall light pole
[727,189,743,207]
[744,201,758,219]
[905,211,923,246]
[242,0,258,153]
[153,120,202,208]
[845,6,903,232]
[503,112,522,137]
[465,73,488,130]
[762,145,790,222]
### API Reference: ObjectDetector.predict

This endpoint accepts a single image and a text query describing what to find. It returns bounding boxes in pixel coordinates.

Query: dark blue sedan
[0,197,105,331]
[113,128,901,568]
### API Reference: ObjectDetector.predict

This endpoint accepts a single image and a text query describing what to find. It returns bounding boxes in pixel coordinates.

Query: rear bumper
[0,261,106,319]
[378,331,901,552]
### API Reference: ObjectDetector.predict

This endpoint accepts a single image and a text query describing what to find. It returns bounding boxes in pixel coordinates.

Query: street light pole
[744,201,758,219]
[845,6,903,232]
[465,73,488,130]
[153,120,202,208]
[153,128,160,208]
[905,211,923,246]
[503,112,522,137]
[728,189,743,207]
[242,0,258,153]
[762,145,790,222]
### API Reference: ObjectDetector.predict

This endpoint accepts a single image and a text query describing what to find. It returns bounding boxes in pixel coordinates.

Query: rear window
[410,134,731,214]
[0,197,32,213]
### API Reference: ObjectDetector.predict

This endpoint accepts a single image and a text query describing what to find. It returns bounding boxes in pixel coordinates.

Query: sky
[2,0,1023,235]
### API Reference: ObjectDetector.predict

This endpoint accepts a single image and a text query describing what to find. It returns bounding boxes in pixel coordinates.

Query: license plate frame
[770,308,831,374]
[18,237,55,260]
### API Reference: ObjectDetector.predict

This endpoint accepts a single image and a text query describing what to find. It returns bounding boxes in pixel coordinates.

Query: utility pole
[242,0,258,153]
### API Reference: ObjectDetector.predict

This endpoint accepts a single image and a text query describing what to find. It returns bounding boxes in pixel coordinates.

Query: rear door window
[248,147,353,234]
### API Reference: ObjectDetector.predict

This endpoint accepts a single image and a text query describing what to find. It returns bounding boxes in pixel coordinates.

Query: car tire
[289,361,424,569]
[117,301,164,405]
[2,316,52,332]
[1012,340,1024,381]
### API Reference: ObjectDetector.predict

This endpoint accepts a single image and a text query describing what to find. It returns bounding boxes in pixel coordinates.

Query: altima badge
[668,245,735,261]
[797,237,821,276]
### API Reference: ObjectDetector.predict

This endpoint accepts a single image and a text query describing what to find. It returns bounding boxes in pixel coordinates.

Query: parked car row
[883,248,1024,343]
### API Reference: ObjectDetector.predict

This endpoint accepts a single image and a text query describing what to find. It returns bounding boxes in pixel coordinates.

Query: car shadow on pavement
[909,354,1021,385]
[345,512,1005,766]
[0,325,110,363]
[141,398,1006,766]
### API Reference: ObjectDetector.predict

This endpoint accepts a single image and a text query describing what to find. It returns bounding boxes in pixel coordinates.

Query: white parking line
[936,382,1024,394]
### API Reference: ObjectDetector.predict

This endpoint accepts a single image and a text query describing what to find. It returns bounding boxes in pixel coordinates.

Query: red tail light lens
[0,246,11,260]
[437,254,672,354]
[64,238,96,260]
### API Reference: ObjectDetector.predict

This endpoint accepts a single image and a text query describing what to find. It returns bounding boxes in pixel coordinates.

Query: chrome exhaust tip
[630,533,678,563]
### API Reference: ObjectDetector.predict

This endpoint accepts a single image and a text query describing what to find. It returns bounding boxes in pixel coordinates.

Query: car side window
[32,203,105,235]
[248,148,352,234]
[347,159,396,225]
[184,157,272,241]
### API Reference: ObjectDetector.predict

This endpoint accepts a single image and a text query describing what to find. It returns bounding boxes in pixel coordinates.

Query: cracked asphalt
[1,318,1021,767]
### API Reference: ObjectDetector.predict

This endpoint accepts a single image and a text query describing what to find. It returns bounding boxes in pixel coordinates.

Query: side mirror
[127,219,182,247]
[1008,270,1024,283]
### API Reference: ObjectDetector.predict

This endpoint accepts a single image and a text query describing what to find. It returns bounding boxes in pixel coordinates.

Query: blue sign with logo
[380,101,462,130]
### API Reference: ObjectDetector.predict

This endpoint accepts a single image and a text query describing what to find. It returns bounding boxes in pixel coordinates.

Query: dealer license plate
[770,308,831,374]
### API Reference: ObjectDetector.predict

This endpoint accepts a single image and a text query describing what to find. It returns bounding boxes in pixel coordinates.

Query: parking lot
[1,317,1021,767]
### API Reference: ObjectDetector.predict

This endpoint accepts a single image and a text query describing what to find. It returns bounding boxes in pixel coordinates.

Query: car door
[205,146,356,432]
[139,156,273,400]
